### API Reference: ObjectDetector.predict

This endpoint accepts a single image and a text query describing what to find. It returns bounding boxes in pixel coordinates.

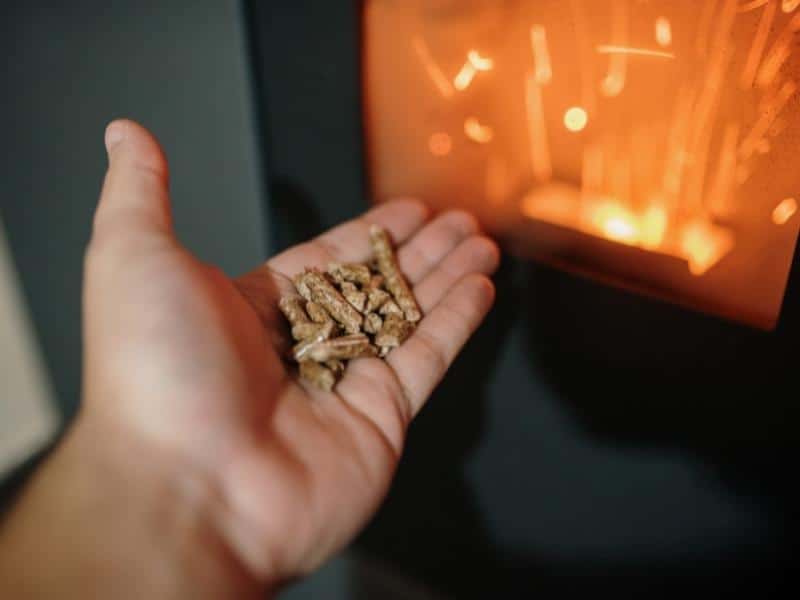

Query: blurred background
[1,1,797,597]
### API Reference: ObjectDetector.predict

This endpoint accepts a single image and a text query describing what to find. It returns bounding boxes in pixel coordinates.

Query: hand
[0,120,499,598]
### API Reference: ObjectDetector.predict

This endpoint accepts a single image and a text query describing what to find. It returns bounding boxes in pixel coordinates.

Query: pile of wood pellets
[278,225,421,391]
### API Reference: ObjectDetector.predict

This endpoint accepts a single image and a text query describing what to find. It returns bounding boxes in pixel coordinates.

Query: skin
[0,120,500,598]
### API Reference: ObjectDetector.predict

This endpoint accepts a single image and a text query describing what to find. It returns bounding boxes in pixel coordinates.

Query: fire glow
[409,1,800,276]
[517,0,796,278]
[365,0,800,328]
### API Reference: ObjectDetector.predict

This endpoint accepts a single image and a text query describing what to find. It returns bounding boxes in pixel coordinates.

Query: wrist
[0,410,268,599]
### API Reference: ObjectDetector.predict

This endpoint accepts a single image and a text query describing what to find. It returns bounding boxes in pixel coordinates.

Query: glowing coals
[588,205,732,276]
[589,203,669,256]
[640,206,668,249]
[588,203,640,245]
[681,221,735,276]
[564,107,589,132]
[773,198,798,225]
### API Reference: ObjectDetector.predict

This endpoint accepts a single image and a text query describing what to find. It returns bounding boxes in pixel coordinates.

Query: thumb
[92,119,174,247]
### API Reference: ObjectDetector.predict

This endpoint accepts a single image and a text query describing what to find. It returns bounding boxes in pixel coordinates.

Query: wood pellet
[278,225,421,391]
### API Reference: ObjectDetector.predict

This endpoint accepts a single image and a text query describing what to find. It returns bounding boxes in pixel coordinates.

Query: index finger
[267,199,430,277]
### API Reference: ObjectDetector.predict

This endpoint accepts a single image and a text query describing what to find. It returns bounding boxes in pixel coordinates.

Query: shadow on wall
[522,256,800,497]
[517,255,800,586]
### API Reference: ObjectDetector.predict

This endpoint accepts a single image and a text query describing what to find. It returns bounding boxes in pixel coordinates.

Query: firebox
[364,0,800,330]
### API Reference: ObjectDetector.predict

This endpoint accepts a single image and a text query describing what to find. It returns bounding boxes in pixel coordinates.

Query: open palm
[83,120,499,586]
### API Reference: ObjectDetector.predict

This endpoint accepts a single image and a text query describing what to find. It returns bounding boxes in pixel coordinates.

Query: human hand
[0,120,499,598]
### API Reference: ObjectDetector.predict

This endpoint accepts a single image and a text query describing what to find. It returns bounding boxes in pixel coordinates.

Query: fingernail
[104,121,125,153]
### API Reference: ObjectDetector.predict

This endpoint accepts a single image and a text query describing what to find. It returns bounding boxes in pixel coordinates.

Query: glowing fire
[590,203,640,244]
[681,221,735,276]
[522,189,733,277]
[366,0,800,327]
[412,1,798,277]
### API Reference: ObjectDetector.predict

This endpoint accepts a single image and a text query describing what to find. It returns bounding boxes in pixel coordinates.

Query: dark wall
[244,0,368,248]
[252,2,797,596]
[0,0,267,419]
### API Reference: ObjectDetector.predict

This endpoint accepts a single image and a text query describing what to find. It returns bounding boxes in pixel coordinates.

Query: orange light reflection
[564,107,589,132]
[522,189,732,277]
[530,26,553,85]
[682,221,735,276]
[655,17,673,47]
[784,0,800,12]
[773,198,798,224]
[428,132,452,157]
[464,117,494,143]
[596,45,675,59]
[453,62,476,91]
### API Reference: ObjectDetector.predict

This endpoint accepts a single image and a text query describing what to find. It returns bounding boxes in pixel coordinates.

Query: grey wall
[0,219,58,477]
[0,1,268,418]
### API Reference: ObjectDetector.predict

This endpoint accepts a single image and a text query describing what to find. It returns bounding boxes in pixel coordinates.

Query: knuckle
[439,299,474,333]
[472,236,501,269]
[445,210,480,235]
[367,365,411,432]
[383,368,414,431]
[313,236,346,261]
[412,327,449,378]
